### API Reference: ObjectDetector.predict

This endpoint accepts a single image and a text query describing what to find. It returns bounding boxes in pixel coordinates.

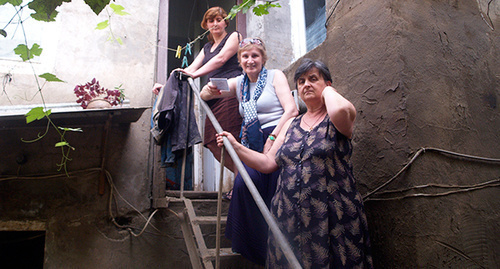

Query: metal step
[204,248,239,260]
[193,216,227,225]
[179,197,238,269]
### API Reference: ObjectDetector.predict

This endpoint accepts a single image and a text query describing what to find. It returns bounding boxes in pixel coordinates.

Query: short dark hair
[294,58,332,85]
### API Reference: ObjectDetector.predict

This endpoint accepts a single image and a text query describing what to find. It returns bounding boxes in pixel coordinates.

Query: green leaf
[0,29,6,38]
[39,73,65,82]
[1,0,23,7]
[25,107,51,124]
[84,0,111,15]
[14,43,43,61]
[95,20,109,30]
[28,0,70,22]
[55,141,69,147]
[31,10,58,21]
[31,43,43,56]
[116,37,123,45]
[14,44,30,61]
[227,0,256,19]
[110,3,129,16]
[253,2,281,16]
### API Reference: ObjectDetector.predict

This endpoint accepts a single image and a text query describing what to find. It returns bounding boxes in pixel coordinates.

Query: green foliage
[115,83,125,103]
[95,19,109,30]
[109,3,129,16]
[28,0,72,21]
[95,3,129,44]
[228,0,281,19]
[55,141,69,147]
[0,0,23,6]
[23,107,82,174]
[25,106,51,123]
[113,36,123,45]
[253,2,281,16]
[84,0,111,16]
[1,0,111,21]
[14,43,43,61]
[27,0,70,22]
[39,72,65,82]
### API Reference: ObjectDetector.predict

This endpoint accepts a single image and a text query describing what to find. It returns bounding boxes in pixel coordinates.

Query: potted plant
[74,78,125,109]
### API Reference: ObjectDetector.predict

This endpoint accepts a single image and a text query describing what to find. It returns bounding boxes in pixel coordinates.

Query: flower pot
[86,99,112,109]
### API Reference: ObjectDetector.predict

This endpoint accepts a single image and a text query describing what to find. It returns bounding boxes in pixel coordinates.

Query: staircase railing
[178,74,301,268]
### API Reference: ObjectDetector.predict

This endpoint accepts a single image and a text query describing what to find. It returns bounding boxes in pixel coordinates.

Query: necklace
[302,112,326,130]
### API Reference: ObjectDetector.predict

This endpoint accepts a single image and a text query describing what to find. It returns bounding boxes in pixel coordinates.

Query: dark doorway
[0,231,45,268]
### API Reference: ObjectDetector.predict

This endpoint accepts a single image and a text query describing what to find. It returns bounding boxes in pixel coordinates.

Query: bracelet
[269,134,277,141]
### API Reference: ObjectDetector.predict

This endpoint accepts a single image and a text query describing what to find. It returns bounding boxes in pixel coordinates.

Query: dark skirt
[225,126,279,266]
[204,96,242,148]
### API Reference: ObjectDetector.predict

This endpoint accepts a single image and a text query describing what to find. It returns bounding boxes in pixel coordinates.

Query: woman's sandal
[222,189,233,201]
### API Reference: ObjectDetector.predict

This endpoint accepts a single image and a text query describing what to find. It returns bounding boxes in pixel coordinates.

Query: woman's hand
[206,82,222,95]
[171,68,196,78]
[200,82,223,100]
[216,131,237,148]
[152,83,163,95]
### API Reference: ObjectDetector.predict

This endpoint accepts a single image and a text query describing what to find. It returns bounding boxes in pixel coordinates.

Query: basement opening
[0,231,45,268]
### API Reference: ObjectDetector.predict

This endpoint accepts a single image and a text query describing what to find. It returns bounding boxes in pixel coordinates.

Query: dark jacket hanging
[157,72,201,152]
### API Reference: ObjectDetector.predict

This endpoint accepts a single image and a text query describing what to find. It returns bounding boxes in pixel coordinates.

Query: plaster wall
[281,0,499,267]
[246,0,296,69]
[0,0,169,267]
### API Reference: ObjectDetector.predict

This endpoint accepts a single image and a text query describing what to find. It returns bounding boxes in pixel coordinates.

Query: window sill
[0,102,150,129]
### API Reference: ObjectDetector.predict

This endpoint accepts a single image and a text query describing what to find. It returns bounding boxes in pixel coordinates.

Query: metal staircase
[155,192,238,269]
[179,196,238,269]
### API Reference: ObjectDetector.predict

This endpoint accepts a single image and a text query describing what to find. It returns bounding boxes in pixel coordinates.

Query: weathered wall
[283,0,499,267]
[246,0,296,69]
[0,0,168,267]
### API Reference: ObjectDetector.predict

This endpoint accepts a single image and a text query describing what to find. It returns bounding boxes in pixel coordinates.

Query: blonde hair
[238,38,268,66]
[201,7,229,42]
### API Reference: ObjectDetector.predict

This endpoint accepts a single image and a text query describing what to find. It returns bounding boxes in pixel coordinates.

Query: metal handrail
[185,76,302,268]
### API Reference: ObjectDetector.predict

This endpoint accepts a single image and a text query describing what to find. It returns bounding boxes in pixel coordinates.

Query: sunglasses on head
[239,38,263,48]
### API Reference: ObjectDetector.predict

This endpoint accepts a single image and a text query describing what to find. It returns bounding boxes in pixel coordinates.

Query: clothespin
[185,43,192,55]
[181,56,189,68]
[175,45,182,58]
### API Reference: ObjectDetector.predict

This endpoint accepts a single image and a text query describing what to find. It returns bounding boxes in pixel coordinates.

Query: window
[290,0,326,59]
[304,0,327,52]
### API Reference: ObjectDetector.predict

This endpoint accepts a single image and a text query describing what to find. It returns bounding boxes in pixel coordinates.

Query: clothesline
[166,27,214,67]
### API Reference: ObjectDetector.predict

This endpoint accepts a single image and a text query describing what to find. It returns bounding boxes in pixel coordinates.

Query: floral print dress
[268,114,373,268]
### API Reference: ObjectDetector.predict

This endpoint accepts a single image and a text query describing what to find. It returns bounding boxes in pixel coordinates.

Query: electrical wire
[103,169,170,238]
[325,0,341,28]
[363,147,500,201]
[0,167,172,240]
[365,180,500,202]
